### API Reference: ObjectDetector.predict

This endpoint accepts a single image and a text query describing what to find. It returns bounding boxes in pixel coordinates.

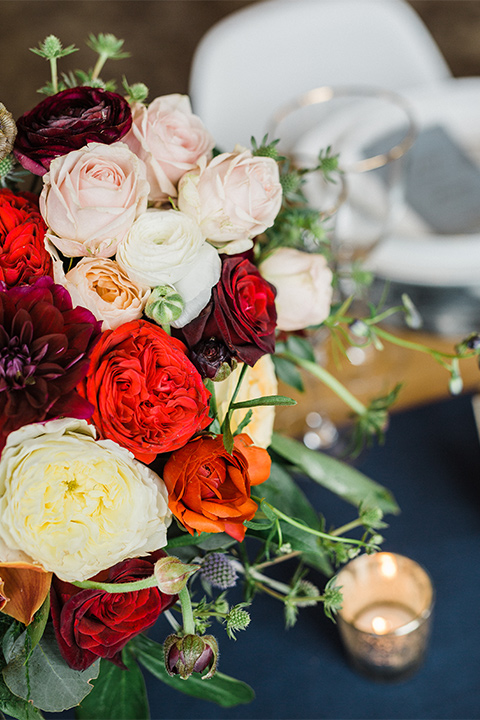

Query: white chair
[189,0,452,150]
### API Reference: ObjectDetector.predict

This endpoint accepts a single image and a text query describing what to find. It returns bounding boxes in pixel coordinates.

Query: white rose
[0,418,171,582]
[178,150,283,254]
[259,248,333,332]
[116,208,221,325]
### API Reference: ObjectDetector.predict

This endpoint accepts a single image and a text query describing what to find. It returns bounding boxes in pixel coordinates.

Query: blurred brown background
[1,0,480,121]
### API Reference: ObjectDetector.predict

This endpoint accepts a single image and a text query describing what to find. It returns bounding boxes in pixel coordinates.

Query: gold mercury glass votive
[336,552,434,681]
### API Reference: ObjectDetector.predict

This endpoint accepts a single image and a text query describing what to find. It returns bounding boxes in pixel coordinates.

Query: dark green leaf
[27,596,50,654]
[3,624,100,712]
[272,356,304,392]
[76,648,149,720]
[230,395,296,410]
[286,335,316,362]
[0,675,43,720]
[221,417,234,455]
[270,433,400,515]
[193,533,237,551]
[132,635,254,708]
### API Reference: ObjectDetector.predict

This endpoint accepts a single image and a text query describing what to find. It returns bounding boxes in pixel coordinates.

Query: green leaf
[286,335,316,362]
[230,395,296,410]
[0,675,43,720]
[27,596,50,654]
[132,635,254,708]
[3,624,100,713]
[270,433,400,515]
[272,356,304,392]
[76,648,149,720]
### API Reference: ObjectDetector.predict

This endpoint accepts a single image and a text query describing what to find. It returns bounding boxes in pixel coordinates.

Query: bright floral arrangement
[0,34,476,719]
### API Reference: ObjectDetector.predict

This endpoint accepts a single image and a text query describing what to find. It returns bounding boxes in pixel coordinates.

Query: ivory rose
[259,247,333,331]
[177,149,283,254]
[123,95,215,204]
[60,257,150,330]
[0,418,171,582]
[116,208,221,327]
[215,355,278,448]
[40,141,149,257]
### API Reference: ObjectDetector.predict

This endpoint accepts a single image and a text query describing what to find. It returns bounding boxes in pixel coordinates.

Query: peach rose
[259,248,333,331]
[215,355,278,448]
[178,149,283,255]
[61,257,150,330]
[40,141,149,257]
[123,95,215,204]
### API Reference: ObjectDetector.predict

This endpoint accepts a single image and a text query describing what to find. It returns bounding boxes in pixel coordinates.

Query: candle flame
[372,616,390,634]
[379,553,397,578]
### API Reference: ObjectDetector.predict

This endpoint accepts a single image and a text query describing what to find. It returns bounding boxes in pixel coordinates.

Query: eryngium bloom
[0,276,102,450]
[13,87,132,175]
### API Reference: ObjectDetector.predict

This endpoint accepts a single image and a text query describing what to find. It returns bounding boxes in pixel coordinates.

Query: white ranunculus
[259,248,333,332]
[0,418,171,582]
[172,241,221,328]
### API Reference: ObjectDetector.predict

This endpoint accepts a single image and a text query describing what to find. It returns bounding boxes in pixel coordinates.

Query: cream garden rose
[40,141,149,258]
[61,257,150,330]
[116,208,221,327]
[124,95,215,204]
[259,247,333,332]
[215,355,278,448]
[178,149,283,255]
[0,418,171,582]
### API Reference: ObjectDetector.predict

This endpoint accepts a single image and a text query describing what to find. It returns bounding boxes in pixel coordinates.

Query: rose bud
[154,556,199,595]
[164,633,218,680]
[190,337,237,381]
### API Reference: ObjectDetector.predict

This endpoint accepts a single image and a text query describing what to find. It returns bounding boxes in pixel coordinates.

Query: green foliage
[3,625,100,713]
[86,33,130,62]
[269,433,400,515]
[76,648,149,720]
[0,675,43,720]
[122,77,149,104]
[131,635,255,707]
[30,35,78,61]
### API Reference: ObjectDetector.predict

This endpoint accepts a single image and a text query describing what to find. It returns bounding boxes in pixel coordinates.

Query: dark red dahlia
[50,553,177,671]
[180,255,277,367]
[13,86,132,175]
[0,189,52,288]
[0,276,102,451]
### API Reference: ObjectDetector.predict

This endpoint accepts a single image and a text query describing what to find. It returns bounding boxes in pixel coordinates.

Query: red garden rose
[0,276,101,451]
[163,433,271,541]
[180,255,277,368]
[50,554,177,671]
[0,189,52,288]
[13,87,132,175]
[78,319,211,463]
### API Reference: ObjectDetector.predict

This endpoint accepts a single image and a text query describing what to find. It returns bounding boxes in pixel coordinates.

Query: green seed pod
[145,285,184,326]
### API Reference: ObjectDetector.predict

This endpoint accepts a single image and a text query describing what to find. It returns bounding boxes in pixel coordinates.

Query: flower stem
[330,518,364,537]
[179,586,195,635]
[71,576,158,593]
[50,57,58,93]
[279,349,367,417]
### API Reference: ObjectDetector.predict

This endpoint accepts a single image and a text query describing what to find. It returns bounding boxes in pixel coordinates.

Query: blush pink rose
[259,248,333,332]
[60,257,150,331]
[178,150,283,255]
[123,95,215,204]
[40,142,149,258]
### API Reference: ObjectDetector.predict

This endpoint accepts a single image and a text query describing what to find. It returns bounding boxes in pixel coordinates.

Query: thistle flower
[200,553,238,590]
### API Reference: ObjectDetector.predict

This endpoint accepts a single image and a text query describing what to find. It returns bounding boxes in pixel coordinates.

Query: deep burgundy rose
[0,189,52,288]
[13,87,132,175]
[50,554,177,671]
[0,276,101,450]
[180,255,277,367]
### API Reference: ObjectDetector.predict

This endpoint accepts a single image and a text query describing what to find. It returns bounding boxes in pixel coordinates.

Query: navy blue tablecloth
[46,393,480,720]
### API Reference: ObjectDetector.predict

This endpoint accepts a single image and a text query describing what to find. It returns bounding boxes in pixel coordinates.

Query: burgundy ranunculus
[50,554,177,671]
[0,276,101,450]
[13,87,132,175]
[180,255,277,367]
[0,189,52,288]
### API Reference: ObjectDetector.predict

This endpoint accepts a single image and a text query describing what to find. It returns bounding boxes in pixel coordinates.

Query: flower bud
[145,285,184,326]
[164,633,218,680]
[190,337,237,381]
[154,556,199,595]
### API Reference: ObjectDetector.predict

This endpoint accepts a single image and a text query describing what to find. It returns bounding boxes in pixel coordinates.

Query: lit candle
[335,552,434,681]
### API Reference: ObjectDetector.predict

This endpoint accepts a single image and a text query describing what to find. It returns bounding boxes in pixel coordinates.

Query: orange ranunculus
[163,433,271,542]
[78,319,211,463]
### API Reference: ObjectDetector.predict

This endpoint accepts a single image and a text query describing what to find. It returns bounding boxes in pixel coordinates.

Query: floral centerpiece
[0,34,476,719]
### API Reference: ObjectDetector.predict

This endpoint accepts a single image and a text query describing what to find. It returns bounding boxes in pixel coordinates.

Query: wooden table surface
[274,328,480,438]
